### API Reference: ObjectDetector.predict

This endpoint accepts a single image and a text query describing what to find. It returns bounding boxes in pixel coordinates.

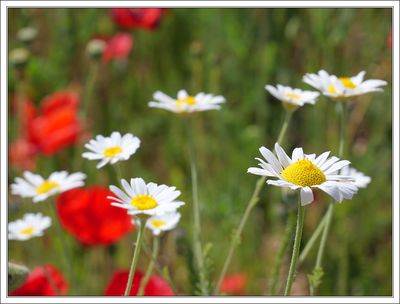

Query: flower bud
[17,27,38,44]
[9,48,30,70]
[86,39,106,60]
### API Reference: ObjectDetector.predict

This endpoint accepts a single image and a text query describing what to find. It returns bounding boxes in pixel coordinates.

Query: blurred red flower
[10,265,68,296]
[103,33,134,63]
[221,273,247,295]
[10,137,38,170]
[57,186,133,246]
[104,270,174,296]
[387,30,392,49]
[111,8,165,30]
[28,91,81,155]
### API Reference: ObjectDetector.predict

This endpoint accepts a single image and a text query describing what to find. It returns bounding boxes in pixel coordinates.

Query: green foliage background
[8,8,392,296]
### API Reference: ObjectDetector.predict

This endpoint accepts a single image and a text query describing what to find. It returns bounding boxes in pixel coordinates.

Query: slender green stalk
[314,204,334,271]
[125,219,145,296]
[81,60,99,117]
[269,210,296,295]
[214,111,293,295]
[214,175,266,294]
[298,211,329,264]
[138,236,160,296]
[337,102,346,157]
[309,102,347,295]
[47,201,77,294]
[114,162,123,182]
[284,197,306,296]
[14,70,26,139]
[277,110,293,145]
[187,117,208,295]
[141,240,178,294]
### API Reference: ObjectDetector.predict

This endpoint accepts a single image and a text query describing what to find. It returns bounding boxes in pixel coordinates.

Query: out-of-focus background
[8,8,392,296]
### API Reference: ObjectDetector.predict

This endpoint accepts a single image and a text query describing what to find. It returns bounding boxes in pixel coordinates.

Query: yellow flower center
[339,77,356,89]
[103,146,122,157]
[131,195,158,210]
[281,159,326,187]
[327,85,337,94]
[36,180,59,195]
[151,219,166,228]
[20,226,35,236]
[285,92,300,100]
[175,96,196,107]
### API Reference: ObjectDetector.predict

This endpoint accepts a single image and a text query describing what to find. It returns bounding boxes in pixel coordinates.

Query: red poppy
[387,30,392,49]
[221,273,247,295]
[111,8,164,30]
[10,265,68,296]
[28,91,80,155]
[10,137,38,170]
[102,33,134,63]
[104,270,174,296]
[57,186,133,246]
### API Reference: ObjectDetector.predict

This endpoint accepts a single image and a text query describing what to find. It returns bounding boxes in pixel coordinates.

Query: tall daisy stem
[214,110,293,295]
[309,102,347,295]
[187,117,208,294]
[269,210,296,295]
[137,236,160,296]
[277,110,293,145]
[298,211,329,264]
[125,219,145,296]
[284,197,306,296]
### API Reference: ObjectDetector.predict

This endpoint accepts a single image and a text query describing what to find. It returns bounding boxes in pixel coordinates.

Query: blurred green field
[8,8,392,296]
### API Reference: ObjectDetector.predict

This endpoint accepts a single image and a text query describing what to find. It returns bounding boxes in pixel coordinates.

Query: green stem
[14,70,26,139]
[338,102,346,157]
[141,240,178,294]
[213,175,266,294]
[309,102,347,295]
[277,110,293,145]
[137,236,160,296]
[314,203,334,271]
[114,162,123,182]
[298,211,329,264]
[81,60,99,117]
[269,210,296,295]
[47,201,77,294]
[284,197,306,296]
[125,219,145,296]
[213,111,293,295]
[187,117,208,295]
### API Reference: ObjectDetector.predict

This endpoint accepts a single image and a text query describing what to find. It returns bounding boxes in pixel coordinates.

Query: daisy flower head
[338,165,371,189]
[145,212,181,236]
[82,132,141,169]
[247,143,359,205]
[11,171,86,203]
[108,178,185,217]
[265,84,320,111]
[302,70,387,100]
[148,89,225,113]
[9,213,51,241]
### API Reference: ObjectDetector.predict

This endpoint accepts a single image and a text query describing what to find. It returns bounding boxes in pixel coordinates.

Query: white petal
[300,187,314,205]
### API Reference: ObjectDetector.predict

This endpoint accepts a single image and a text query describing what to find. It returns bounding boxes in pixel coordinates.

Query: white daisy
[302,70,387,100]
[8,213,51,241]
[265,84,320,111]
[338,165,371,188]
[148,89,225,113]
[82,132,141,169]
[108,178,185,217]
[145,212,181,236]
[11,171,86,203]
[247,143,359,205]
